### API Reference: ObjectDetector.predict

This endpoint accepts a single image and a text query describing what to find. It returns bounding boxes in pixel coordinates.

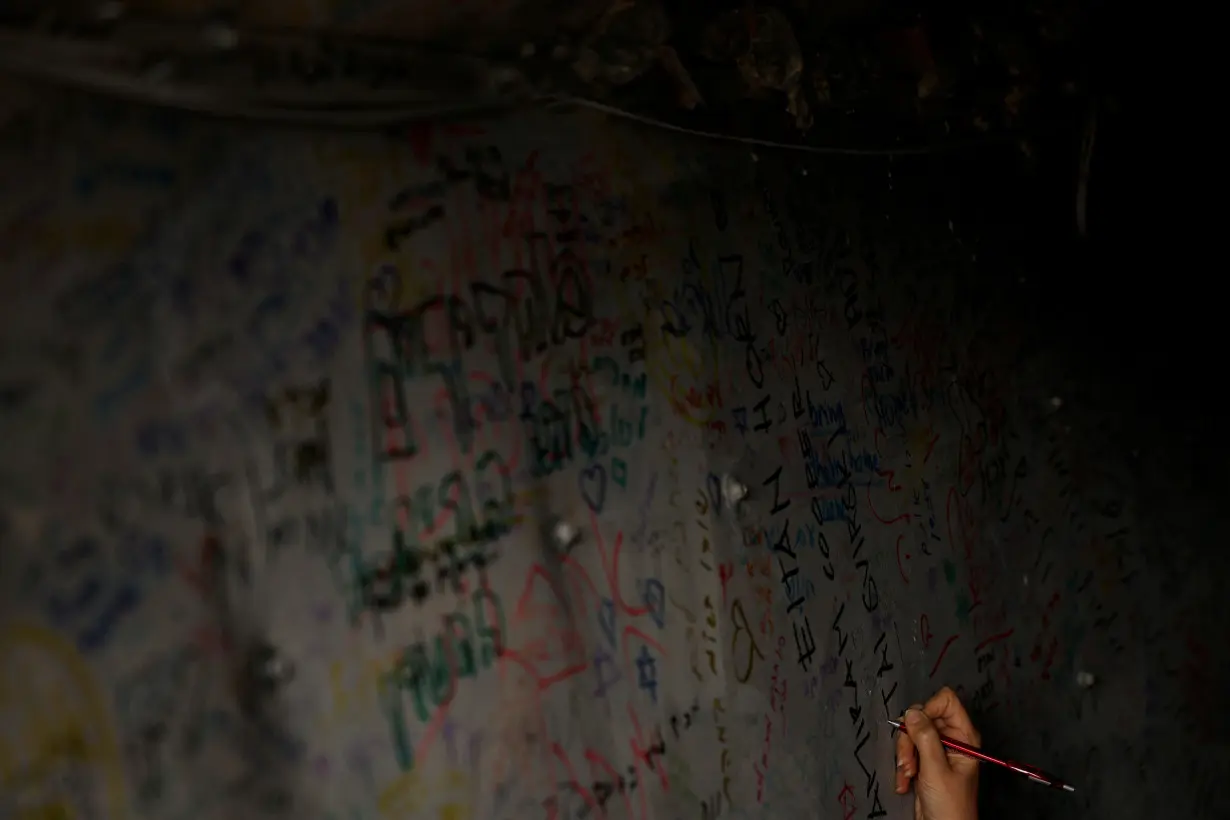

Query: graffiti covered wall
[0,88,1225,820]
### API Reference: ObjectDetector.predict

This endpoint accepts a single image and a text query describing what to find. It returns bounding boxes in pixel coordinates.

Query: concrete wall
[0,88,1225,820]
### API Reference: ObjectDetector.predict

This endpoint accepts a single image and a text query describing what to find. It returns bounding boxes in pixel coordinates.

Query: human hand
[894,686,980,820]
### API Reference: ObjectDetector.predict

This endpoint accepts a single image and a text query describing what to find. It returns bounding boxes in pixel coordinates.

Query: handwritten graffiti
[527,393,647,478]
[358,452,513,613]
[832,604,888,819]
[381,589,505,763]
[25,527,169,653]
[364,251,595,458]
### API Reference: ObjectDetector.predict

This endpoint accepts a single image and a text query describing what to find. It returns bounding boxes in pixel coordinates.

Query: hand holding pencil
[894,687,981,820]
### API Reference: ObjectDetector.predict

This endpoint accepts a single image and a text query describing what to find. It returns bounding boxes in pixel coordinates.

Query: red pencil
[887,719,1076,792]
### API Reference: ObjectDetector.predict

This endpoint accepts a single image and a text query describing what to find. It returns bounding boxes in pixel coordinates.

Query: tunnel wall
[0,91,1224,820]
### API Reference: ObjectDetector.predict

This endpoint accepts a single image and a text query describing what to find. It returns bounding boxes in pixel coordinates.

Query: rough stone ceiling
[0,0,1099,153]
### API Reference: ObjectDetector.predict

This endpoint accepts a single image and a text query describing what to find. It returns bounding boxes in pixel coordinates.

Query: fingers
[904,707,951,776]
[924,686,981,746]
[895,716,917,793]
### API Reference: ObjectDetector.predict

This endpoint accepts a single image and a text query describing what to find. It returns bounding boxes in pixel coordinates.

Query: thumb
[904,707,950,776]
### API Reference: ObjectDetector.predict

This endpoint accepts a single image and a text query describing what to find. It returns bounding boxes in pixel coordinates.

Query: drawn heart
[579,464,607,513]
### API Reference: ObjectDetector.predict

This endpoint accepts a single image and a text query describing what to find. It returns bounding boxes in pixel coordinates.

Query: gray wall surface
[0,89,1226,820]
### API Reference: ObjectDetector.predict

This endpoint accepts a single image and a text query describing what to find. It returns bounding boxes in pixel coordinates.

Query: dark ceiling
[0,0,1121,155]
[577,0,1103,153]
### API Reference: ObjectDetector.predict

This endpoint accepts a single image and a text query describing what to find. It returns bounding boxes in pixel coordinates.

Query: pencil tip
[1062,785,1076,793]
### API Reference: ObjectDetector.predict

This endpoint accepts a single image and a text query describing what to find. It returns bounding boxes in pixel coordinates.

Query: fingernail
[896,758,906,770]
[905,708,924,726]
